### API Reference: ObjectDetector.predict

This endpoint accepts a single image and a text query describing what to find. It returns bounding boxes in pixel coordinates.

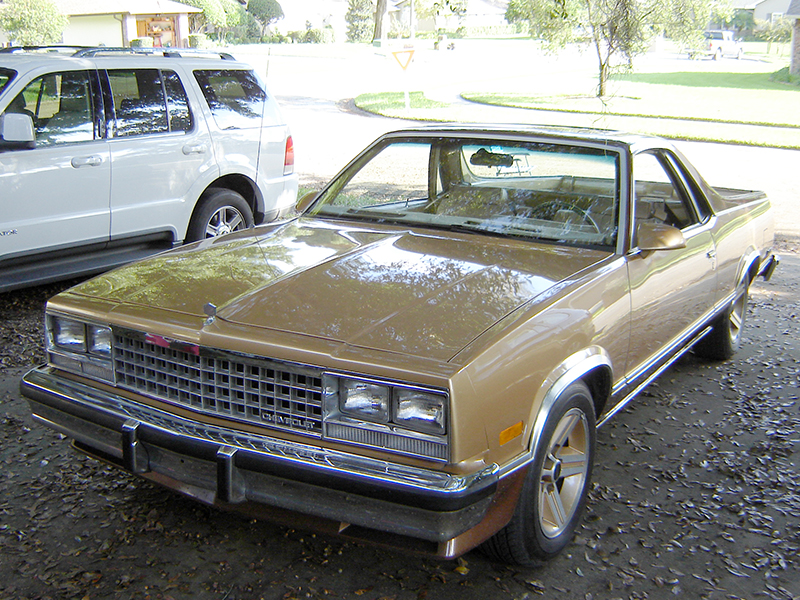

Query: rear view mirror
[470,147,513,168]
[0,112,35,150]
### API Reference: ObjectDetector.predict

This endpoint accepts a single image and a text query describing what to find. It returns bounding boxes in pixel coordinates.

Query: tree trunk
[591,25,609,98]
[597,60,608,97]
[373,0,388,42]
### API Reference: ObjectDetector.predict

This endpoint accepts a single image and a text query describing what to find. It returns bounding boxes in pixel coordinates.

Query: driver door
[0,69,110,263]
[624,150,717,377]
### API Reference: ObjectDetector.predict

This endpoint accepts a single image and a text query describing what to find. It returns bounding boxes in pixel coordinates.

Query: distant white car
[688,30,744,60]
[0,47,298,292]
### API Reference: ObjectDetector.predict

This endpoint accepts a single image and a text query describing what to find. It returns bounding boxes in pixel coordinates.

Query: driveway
[1,41,798,600]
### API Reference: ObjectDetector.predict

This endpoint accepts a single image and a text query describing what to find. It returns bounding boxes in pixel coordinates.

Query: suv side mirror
[0,113,36,150]
[637,221,686,252]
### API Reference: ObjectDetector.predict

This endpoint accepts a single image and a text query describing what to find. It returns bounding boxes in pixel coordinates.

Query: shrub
[188,33,209,48]
[304,27,334,43]
[130,37,154,48]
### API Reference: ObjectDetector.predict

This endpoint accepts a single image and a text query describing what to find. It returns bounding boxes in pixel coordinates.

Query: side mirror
[295,190,319,213]
[637,221,686,252]
[0,112,35,150]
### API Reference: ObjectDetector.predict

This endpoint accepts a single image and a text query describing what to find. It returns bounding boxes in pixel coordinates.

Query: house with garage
[732,0,794,22]
[0,0,200,48]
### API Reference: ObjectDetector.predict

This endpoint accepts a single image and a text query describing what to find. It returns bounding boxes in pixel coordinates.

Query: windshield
[307,137,620,250]
[0,69,16,96]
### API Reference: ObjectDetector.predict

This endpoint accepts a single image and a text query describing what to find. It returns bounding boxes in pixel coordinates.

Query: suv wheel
[187,188,254,241]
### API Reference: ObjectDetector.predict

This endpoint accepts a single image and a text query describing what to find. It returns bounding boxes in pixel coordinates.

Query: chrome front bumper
[21,366,499,546]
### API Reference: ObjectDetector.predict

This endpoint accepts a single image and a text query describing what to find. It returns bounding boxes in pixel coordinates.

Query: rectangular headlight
[47,314,114,383]
[52,317,87,353]
[395,389,446,435]
[340,379,390,422]
[87,324,112,358]
[324,373,449,461]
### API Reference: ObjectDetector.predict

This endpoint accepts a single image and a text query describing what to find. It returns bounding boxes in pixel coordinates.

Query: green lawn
[461,69,800,128]
[354,44,800,148]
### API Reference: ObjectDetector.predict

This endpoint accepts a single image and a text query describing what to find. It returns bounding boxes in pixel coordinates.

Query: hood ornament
[203,302,217,325]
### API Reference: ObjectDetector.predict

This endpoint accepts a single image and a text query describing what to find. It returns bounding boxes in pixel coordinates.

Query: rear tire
[694,278,749,360]
[482,382,596,565]
[186,188,253,242]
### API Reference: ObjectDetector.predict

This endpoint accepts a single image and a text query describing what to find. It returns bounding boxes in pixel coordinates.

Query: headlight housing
[46,313,114,382]
[395,389,446,435]
[325,375,448,461]
[340,378,390,422]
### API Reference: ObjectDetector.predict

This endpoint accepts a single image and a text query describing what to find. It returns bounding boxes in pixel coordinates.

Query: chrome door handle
[71,155,103,168]
[182,143,207,155]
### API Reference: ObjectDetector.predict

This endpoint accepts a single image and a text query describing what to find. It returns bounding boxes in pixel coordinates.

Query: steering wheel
[529,199,601,234]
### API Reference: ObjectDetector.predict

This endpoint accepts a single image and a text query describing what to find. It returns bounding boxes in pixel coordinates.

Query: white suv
[0,47,298,292]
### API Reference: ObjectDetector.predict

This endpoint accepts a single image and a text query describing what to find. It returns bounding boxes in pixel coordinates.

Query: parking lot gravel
[3,39,799,600]
[1,228,798,600]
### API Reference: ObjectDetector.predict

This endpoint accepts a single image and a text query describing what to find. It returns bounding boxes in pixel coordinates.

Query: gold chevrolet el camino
[22,126,778,564]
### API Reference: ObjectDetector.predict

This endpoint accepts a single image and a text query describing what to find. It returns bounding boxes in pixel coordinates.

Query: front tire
[186,188,254,242]
[694,278,750,360]
[482,382,596,565]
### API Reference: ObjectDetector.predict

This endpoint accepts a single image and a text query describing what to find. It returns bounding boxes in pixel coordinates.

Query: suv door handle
[182,143,207,155]
[71,155,103,168]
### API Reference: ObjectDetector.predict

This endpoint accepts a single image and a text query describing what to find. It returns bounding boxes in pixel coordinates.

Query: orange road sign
[392,49,415,71]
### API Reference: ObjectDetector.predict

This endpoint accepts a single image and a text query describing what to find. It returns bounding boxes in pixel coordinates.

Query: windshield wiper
[448,221,546,239]
[343,207,407,220]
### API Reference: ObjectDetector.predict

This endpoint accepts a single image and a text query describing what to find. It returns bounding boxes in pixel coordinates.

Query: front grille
[114,332,324,436]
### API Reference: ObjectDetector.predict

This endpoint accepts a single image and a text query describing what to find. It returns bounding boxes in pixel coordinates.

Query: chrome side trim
[598,324,710,427]
[616,289,732,395]
[496,290,734,478]
[497,350,612,479]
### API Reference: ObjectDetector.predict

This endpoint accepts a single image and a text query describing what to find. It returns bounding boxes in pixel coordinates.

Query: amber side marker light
[499,421,524,446]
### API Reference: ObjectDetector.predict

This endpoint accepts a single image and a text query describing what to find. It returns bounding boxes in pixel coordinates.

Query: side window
[193,69,266,130]
[0,68,14,95]
[6,70,96,147]
[163,70,192,132]
[109,69,168,137]
[633,152,699,232]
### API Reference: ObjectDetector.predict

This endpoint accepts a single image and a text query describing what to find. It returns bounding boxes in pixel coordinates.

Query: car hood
[70,219,608,362]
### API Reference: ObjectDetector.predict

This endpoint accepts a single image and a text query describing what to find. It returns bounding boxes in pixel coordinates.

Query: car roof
[376,123,667,152]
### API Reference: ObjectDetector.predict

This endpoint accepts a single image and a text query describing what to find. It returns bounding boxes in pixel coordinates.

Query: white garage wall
[63,16,124,47]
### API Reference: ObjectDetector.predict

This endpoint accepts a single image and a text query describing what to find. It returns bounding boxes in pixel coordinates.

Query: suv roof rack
[0,45,90,54]
[0,45,235,60]
[73,47,235,60]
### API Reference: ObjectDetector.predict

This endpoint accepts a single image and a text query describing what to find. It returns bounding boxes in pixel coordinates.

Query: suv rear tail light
[284,135,295,175]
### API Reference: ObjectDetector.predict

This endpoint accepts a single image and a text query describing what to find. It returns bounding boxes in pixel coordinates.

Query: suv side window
[109,69,192,137]
[0,68,14,94]
[163,70,192,132]
[7,70,97,147]
[193,69,266,129]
